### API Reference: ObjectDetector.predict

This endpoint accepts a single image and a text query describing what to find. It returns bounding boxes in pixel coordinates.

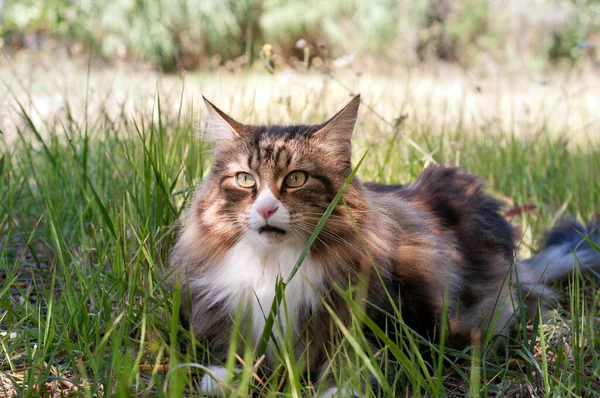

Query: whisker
[292,224,356,262]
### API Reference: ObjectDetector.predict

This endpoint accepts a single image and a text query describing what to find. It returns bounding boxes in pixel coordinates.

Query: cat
[168,95,600,397]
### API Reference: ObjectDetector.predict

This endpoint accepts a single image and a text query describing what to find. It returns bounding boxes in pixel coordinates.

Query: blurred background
[2,0,599,71]
[1,0,599,142]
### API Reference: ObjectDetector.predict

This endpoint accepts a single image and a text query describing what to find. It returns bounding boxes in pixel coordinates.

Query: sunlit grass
[1,69,599,396]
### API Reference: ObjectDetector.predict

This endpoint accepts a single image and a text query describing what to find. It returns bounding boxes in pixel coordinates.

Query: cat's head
[195,96,364,252]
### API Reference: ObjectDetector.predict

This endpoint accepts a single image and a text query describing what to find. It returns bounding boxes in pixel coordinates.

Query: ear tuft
[315,95,360,139]
[312,95,360,160]
[202,96,246,142]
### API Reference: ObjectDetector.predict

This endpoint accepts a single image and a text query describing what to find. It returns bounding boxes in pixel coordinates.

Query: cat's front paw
[319,386,362,398]
[200,365,238,397]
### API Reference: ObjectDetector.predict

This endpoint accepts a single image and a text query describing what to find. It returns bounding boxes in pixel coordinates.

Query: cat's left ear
[202,96,247,142]
[312,95,360,160]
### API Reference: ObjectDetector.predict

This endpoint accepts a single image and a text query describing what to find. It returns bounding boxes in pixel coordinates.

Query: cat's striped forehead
[245,125,321,170]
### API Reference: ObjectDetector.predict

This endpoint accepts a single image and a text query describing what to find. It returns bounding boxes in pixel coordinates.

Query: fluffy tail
[519,217,600,285]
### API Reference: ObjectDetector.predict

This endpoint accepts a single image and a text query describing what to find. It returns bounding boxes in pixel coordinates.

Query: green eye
[284,171,307,188]
[236,172,256,188]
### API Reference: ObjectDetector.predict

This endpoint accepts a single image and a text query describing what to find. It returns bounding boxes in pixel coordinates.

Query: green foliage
[1,0,598,69]
[548,0,600,64]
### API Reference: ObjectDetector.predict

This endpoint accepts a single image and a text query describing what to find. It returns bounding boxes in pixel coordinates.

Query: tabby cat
[168,95,599,397]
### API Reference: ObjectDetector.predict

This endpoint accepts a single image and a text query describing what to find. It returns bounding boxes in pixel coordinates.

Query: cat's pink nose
[257,205,278,221]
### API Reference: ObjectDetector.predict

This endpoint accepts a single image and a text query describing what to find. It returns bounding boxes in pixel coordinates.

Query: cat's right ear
[310,95,360,162]
[202,96,246,142]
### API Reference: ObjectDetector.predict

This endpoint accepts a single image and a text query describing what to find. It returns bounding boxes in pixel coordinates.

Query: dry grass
[2,54,599,146]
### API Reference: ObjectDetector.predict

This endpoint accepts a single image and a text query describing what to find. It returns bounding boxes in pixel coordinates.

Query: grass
[1,64,600,397]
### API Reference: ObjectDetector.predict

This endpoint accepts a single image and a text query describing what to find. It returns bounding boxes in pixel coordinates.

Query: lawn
[1,61,600,397]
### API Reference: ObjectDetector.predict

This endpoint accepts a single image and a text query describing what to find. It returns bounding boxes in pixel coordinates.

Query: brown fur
[168,96,599,389]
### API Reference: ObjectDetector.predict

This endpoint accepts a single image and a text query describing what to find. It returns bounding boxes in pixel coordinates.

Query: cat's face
[197,96,361,249]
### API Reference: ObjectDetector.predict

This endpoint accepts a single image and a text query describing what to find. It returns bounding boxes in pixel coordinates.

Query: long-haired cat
[168,95,600,397]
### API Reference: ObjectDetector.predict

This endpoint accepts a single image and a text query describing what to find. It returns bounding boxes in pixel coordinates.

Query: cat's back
[366,167,514,260]
[401,167,514,259]
[364,167,517,338]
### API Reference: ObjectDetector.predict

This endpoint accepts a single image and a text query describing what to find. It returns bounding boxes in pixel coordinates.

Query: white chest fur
[191,235,325,347]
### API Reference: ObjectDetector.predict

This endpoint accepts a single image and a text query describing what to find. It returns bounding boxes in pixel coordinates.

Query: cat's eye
[284,171,307,188]
[236,172,256,188]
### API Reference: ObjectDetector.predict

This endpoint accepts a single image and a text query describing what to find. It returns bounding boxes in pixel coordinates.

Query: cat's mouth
[258,226,286,235]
